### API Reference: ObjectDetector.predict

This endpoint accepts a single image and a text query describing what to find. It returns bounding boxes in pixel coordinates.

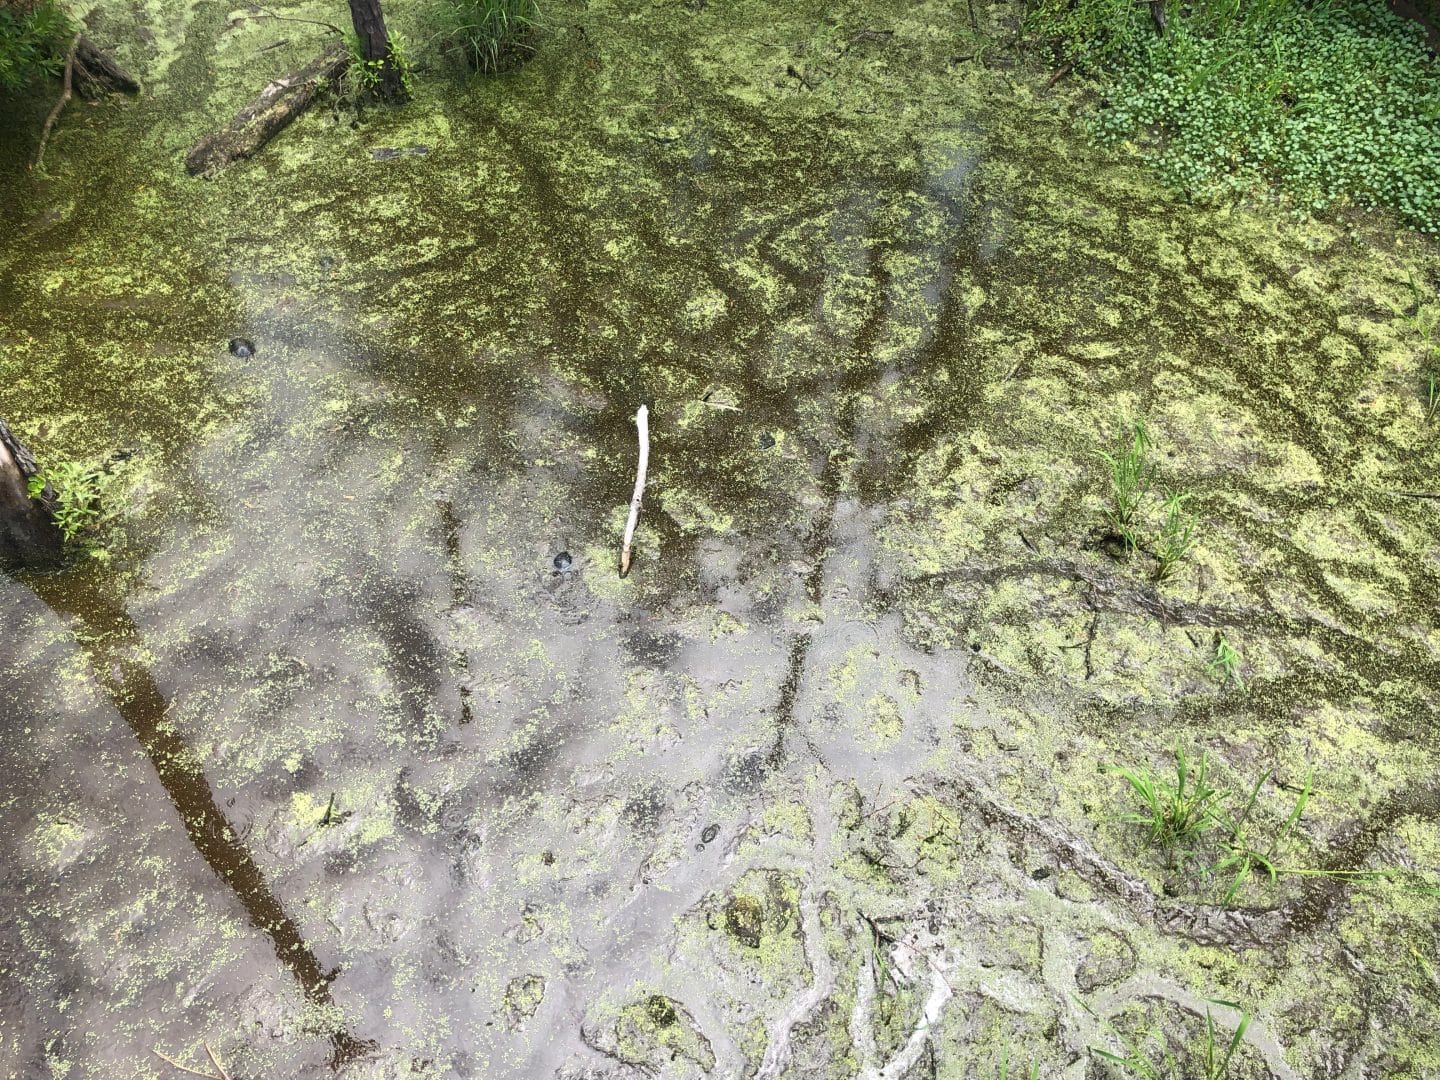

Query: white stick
[619,404,649,577]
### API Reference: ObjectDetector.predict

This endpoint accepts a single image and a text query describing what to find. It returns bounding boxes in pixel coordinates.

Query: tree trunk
[347,0,407,103]
[0,420,63,571]
[184,43,350,177]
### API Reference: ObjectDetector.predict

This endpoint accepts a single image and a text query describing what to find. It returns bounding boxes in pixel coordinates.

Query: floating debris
[371,145,430,161]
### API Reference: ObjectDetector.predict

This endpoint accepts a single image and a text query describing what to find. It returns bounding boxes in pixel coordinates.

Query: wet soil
[2,1,1439,1077]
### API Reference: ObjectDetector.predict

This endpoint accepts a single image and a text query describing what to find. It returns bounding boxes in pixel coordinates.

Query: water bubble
[700,823,720,844]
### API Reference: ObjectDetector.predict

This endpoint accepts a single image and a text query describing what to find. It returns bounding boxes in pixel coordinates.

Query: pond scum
[1,0,1439,1077]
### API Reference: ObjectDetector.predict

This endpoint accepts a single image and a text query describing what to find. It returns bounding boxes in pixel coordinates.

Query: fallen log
[0,419,63,572]
[184,42,348,178]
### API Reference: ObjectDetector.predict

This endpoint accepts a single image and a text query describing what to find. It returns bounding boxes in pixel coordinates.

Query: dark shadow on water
[21,565,375,1069]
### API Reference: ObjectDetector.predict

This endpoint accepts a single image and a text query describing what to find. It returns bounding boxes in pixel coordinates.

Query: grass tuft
[1104,745,1223,851]
[1207,634,1242,687]
[1095,420,1153,553]
[1104,747,1388,905]
[1153,489,1199,582]
[1082,995,1251,1080]
[438,0,540,74]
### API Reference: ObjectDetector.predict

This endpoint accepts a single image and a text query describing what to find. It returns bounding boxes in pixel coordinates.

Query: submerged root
[754,890,836,1080]
[848,931,954,1080]
[1083,975,1301,1080]
[33,33,81,172]
[917,776,1292,951]
[874,953,952,1080]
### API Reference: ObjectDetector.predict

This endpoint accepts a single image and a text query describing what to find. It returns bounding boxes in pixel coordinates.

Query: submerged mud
[2,0,1439,1077]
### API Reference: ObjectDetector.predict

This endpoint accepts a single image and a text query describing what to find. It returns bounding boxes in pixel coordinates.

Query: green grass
[1104,747,1387,905]
[1081,995,1252,1080]
[1405,275,1440,421]
[1027,0,1440,232]
[1094,420,1154,553]
[1209,767,1308,903]
[1104,746,1224,851]
[996,1045,1039,1079]
[437,0,539,74]
[1153,489,1199,582]
[1207,634,1242,687]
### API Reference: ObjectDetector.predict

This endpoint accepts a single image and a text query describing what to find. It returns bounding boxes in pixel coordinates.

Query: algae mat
[1,0,1439,1076]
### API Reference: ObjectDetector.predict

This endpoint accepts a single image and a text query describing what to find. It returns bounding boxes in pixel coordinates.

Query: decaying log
[184,42,349,178]
[0,419,63,572]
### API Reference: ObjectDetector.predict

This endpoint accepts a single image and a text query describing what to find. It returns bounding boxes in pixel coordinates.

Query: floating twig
[251,6,343,35]
[619,404,649,577]
[34,32,81,171]
[153,1043,231,1080]
[205,1043,234,1080]
[1392,490,1440,500]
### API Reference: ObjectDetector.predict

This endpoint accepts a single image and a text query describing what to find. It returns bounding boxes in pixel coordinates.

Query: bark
[0,420,63,572]
[183,43,349,178]
[346,0,407,103]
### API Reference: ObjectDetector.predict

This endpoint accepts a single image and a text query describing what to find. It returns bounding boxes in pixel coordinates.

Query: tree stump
[74,36,142,97]
[0,420,63,571]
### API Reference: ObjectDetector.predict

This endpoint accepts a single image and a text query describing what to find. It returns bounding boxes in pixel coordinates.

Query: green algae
[1,0,1438,1075]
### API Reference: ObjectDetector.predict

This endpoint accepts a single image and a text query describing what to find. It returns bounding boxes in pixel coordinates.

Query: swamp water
[2,1,1439,1076]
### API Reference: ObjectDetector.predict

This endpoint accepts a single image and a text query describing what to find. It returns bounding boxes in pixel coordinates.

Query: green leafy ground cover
[1030,0,1440,230]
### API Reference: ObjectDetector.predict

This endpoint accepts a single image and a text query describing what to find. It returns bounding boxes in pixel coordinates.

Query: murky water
[3,1,1440,1077]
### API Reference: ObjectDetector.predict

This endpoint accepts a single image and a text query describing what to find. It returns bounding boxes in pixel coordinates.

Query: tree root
[74,36,141,96]
[33,32,81,171]
[848,932,955,1080]
[917,775,1292,952]
[873,953,952,1080]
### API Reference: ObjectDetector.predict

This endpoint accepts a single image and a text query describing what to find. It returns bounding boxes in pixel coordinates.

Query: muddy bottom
[2,1,1439,1077]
